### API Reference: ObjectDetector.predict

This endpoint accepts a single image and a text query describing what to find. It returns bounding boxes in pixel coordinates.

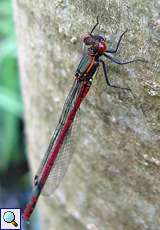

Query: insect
[23,16,145,221]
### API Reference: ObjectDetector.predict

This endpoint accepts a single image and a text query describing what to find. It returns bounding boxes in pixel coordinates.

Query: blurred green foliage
[0,0,24,174]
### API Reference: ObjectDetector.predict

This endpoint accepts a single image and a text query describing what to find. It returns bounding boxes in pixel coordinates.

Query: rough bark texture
[13,0,160,229]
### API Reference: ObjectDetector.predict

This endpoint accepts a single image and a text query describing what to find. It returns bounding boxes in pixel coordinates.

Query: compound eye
[83,34,93,45]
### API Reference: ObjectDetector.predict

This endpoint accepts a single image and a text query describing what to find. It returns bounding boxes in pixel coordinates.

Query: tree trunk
[13,0,160,229]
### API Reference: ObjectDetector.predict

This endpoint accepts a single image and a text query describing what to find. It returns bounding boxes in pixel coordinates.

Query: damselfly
[23,17,145,221]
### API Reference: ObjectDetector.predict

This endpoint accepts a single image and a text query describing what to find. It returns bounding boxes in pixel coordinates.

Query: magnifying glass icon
[3,211,18,227]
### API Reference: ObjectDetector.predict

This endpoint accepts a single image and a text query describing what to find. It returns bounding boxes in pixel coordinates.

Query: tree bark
[13,0,160,229]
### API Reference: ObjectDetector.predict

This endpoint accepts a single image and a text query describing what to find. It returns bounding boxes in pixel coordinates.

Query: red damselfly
[23,16,145,221]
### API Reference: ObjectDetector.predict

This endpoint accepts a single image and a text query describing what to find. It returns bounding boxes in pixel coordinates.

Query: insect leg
[106,30,128,53]
[90,16,99,34]
[104,53,146,65]
[100,60,131,91]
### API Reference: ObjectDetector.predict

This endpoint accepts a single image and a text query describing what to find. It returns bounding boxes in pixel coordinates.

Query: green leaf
[0,86,23,118]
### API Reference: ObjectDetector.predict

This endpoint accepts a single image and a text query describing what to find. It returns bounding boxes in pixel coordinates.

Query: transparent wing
[34,79,82,194]
[42,108,80,196]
